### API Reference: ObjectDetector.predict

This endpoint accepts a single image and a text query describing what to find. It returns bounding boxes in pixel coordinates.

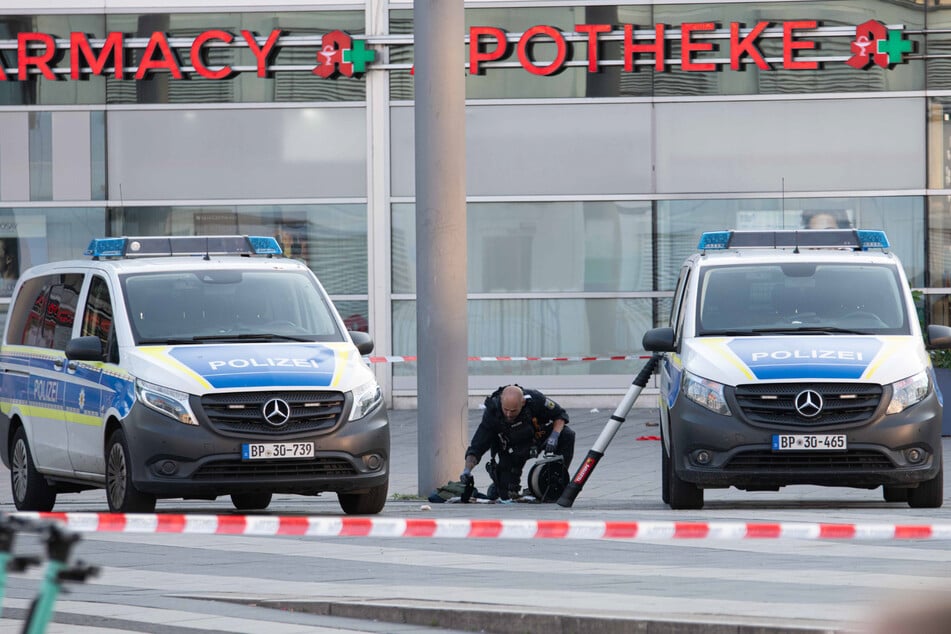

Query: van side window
[669,266,691,341]
[48,276,82,351]
[7,274,82,350]
[81,275,117,363]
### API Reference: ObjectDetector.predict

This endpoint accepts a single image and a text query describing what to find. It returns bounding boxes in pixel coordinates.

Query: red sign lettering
[135,32,181,79]
[517,25,566,76]
[70,32,124,79]
[575,23,611,72]
[191,30,234,79]
[469,26,507,76]
[681,22,716,72]
[730,22,769,70]
[623,24,666,72]
[783,20,818,70]
[18,33,56,80]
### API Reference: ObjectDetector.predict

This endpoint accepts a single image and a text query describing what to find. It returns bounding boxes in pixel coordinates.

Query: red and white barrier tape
[365,355,652,364]
[14,512,951,540]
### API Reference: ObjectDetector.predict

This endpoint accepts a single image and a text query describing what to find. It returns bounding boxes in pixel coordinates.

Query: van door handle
[53,359,64,370]
[66,361,79,373]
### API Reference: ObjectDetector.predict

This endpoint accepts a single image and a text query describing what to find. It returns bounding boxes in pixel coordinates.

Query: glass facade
[0,0,947,404]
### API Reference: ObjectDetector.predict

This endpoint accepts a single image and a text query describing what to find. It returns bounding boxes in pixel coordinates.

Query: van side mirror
[926,324,951,350]
[643,327,676,352]
[349,330,374,355]
[65,336,104,362]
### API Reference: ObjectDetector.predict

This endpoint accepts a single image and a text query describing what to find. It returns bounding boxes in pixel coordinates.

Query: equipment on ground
[527,454,569,502]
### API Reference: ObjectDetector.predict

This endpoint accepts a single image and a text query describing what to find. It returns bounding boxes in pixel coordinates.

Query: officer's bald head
[500,385,525,421]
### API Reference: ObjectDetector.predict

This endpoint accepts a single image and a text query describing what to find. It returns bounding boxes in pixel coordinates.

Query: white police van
[643,229,951,510]
[0,236,389,514]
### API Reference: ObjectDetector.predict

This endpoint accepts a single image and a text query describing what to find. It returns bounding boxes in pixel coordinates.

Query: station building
[0,0,947,407]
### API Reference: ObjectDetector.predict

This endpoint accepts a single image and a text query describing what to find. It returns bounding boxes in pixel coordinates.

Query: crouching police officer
[460,385,574,501]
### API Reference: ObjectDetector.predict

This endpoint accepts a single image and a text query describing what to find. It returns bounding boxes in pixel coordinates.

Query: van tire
[666,438,703,510]
[10,427,56,512]
[106,429,156,513]
[660,439,670,505]
[231,492,272,511]
[907,462,943,509]
[338,481,388,515]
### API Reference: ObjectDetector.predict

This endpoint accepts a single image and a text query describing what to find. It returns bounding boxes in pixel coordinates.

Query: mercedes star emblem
[262,398,291,427]
[794,390,823,418]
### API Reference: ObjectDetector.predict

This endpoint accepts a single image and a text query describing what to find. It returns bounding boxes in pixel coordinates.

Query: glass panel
[656,98,924,194]
[392,298,652,377]
[90,112,106,201]
[28,112,52,201]
[107,108,366,199]
[392,201,652,294]
[334,300,369,333]
[109,204,367,295]
[656,197,925,291]
[391,103,651,197]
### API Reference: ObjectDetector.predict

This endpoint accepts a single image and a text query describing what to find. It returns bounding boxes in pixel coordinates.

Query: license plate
[772,434,847,451]
[241,442,315,460]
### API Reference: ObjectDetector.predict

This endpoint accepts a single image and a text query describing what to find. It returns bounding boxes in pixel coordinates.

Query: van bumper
[121,401,390,498]
[668,391,943,490]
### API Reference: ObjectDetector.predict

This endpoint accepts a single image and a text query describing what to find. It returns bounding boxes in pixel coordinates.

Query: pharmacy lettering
[1,20,911,81]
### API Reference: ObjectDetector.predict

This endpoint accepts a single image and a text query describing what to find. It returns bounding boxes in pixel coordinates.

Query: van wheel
[907,462,943,509]
[10,428,56,512]
[231,492,272,511]
[882,486,908,503]
[666,438,703,510]
[106,430,156,513]
[338,481,388,515]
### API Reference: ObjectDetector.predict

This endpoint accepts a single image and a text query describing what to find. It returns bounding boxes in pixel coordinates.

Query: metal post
[414,0,468,495]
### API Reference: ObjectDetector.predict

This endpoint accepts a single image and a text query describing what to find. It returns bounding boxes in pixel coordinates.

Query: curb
[245,598,856,634]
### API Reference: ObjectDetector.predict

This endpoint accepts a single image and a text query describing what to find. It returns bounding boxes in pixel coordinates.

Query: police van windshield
[697,263,910,336]
[121,269,345,344]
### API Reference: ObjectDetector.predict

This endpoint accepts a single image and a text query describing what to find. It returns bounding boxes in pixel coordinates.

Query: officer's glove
[460,469,475,503]
[544,431,560,454]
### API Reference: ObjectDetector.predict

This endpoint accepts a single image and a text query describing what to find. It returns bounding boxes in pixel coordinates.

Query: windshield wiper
[746,326,870,336]
[700,330,763,337]
[190,333,314,343]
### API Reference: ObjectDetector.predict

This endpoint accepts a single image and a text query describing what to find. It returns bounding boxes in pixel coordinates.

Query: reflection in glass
[391,201,652,294]
[392,298,652,377]
[109,204,368,295]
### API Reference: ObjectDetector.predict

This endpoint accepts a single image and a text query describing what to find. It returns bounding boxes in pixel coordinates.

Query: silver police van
[0,236,389,514]
[643,230,951,510]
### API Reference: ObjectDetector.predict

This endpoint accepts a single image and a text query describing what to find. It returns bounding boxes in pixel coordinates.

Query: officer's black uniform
[464,386,574,500]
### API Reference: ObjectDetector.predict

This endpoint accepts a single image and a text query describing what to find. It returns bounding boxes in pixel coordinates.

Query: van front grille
[733,383,882,427]
[197,391,346,436]
[723,450,895,471]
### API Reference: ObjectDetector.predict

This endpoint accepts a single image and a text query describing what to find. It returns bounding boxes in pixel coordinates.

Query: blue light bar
[85,235,284,259]
[697,230,890,252]
[696,231,732,251]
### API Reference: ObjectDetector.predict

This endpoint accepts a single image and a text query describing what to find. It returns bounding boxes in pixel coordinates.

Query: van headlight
[135,379,198,426]
[349,379,383,421]
[886,371,930,415]
[683,371,732,415]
